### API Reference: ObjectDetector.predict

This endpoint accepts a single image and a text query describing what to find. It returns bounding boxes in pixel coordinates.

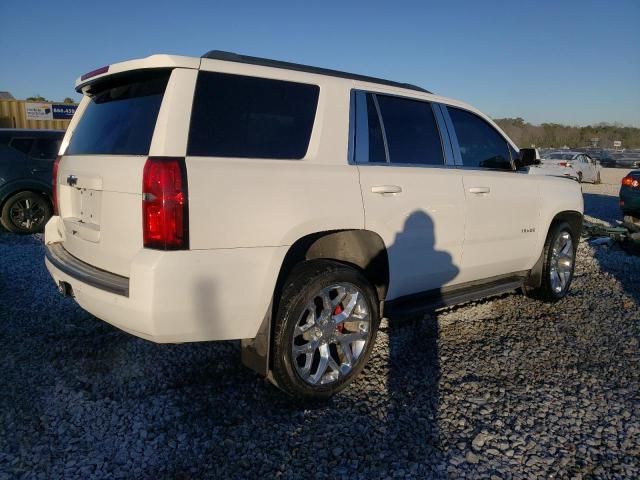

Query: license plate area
[78,188,101,225]
[63,187,102,243]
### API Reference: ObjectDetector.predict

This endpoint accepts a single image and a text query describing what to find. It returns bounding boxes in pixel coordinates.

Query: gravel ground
[1,186,639,479]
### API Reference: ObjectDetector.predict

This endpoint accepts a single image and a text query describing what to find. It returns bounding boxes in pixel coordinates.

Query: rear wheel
[577,172,583,183]
[271,260,380,399]
[0,191,52,234]
[525,221,577,302]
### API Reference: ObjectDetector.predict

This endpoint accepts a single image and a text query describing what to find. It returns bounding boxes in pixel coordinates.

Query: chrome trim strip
[440,105,463,166]
[432,103,456,167]
[45,243,130,297]
[371,94,391,163]
[347,90,356,164]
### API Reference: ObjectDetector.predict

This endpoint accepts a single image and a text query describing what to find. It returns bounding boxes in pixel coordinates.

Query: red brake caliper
[334,304,345,333]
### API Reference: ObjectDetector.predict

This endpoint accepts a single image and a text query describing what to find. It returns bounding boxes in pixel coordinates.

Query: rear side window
[10,138,33,154]
[66,70,170,155]
[188,72,319,159]
[447,107,512,170]
[29,138,61,160]
[353,92,444,166]
[376,95,444,165]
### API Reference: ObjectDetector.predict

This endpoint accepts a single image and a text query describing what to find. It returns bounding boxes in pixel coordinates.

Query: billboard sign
[52,104,77,120]
[25,102,77,121]
[613,140,622,148]
[25,102,53,121]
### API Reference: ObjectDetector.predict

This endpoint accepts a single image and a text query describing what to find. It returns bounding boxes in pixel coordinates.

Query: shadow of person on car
[364,210,460,476]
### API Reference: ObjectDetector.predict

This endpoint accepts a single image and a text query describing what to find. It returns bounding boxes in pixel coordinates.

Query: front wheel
[525,221,577,302]
[271,260,380,399]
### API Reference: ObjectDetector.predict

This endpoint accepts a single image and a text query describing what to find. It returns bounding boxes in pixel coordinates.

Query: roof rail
[201,50,431,94]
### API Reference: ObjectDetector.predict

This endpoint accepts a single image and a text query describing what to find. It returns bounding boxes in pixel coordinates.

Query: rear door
[354,91,465,300]
[57,69,180,276]
[443,105,541,281]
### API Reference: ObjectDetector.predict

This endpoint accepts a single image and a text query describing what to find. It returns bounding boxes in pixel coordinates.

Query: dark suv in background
[0,129,63,233]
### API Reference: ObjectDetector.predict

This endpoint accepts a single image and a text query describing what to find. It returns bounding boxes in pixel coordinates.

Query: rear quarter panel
[185,73,363,249]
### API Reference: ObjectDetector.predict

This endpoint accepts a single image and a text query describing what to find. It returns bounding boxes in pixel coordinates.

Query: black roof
[201,50,431,94]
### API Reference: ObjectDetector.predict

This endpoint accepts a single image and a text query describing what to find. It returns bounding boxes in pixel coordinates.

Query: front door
[443,105,541,282]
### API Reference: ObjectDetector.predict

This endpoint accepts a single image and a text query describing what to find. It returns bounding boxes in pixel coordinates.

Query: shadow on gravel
[583,192,621,225]
[0,215,460,478]
[373,211,458,477]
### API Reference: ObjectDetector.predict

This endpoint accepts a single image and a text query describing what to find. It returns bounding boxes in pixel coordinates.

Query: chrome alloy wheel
[291,283,371,386]
[9,197,46,231]
[550,231,574,294]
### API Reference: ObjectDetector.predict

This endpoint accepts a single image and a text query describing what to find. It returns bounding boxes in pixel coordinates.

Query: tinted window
[448,107,512,170]
[188,72,319,159]
[30,138,60,160]
[67,70,170,155]
[377,95,444,165]
[10,138,33,154]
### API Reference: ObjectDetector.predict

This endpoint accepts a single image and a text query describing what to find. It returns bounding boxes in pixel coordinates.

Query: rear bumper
[45,243,129,296]
[44,243,287,343]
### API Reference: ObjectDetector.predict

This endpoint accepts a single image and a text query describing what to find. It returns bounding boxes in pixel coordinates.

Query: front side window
[447,107,512,170]
[188,72,319,159]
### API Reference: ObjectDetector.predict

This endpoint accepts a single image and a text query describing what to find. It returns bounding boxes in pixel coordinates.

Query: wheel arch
[241,229,390,378]
[0,181,52,212]
[526,210,583,289]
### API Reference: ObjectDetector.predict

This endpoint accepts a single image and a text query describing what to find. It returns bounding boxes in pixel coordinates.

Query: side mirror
[516,148,540,168]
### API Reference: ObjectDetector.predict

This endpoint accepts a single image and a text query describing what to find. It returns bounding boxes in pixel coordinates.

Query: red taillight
[559,161,567,167]
[142,157,189,250]
[622,175,639,188]
[52,156,61,215]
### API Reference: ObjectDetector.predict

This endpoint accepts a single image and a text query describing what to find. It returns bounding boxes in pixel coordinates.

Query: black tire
[577,172,583,183]
[271,260,380,399]
[525,221,577,302]
[0,191,52,234]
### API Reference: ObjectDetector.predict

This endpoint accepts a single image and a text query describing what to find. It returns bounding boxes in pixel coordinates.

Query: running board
[384,273,527,319]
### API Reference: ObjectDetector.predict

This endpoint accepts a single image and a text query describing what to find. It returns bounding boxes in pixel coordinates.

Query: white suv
[44,51,583,399]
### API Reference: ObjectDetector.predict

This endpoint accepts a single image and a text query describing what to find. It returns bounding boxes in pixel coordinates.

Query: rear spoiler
[75,54,200,93]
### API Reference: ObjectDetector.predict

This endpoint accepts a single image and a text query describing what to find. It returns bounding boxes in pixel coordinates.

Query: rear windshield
[187,72,319,159]
[66,70,170,156]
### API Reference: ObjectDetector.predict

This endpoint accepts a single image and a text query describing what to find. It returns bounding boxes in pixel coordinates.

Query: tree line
[493,118,640,149]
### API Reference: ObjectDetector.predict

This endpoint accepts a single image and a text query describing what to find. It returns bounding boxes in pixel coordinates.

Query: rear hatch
[57,69,171,276]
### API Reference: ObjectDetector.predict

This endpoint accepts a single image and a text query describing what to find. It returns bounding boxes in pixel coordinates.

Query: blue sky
[1,0,638,126]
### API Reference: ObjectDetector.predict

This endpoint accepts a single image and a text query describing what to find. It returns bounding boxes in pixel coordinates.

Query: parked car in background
[620,171,640,220]
[43,51,583,399]
[0,129,63,233]
[541,151,601,183]
[611,153,640,169]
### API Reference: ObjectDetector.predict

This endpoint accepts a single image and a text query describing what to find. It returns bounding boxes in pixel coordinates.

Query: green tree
[62,97,76,104]
[26,95,48,102]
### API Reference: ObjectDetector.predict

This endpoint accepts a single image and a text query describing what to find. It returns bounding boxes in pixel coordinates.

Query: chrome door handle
[371,185,402,194]
[468,187,490,194]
